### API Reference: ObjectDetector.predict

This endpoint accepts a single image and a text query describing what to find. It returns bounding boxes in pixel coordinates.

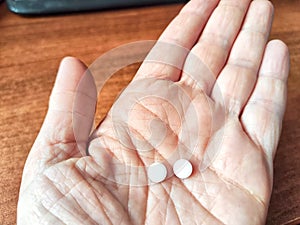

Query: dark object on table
[6,0,187,15]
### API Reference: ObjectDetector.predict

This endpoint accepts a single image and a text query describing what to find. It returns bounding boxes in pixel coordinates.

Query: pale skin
[17,0,290,224]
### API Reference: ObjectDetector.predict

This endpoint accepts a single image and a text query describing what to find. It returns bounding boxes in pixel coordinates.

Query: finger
[38,57,97,162]
[135,0,219,81]
[241,40,289,161]
[212,0,274,115]
[180,0,251,94]
[20,57,96,190]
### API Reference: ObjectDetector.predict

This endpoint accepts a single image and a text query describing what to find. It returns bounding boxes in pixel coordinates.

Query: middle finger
[180,0,251,94]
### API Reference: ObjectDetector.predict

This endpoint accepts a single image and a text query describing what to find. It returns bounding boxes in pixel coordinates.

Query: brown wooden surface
[0,1,299,224]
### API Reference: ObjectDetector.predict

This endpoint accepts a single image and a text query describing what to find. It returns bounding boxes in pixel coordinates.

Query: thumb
[19,57,96,192]
[37,57,97,163]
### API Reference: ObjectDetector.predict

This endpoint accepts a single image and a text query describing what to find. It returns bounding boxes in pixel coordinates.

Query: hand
[17,0,289,224]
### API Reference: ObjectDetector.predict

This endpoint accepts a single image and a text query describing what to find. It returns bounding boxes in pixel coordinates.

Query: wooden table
[0,0,299,224]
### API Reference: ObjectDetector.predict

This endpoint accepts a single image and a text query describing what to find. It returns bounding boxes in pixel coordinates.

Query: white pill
[147,162,167,183]
[173,159,193,179]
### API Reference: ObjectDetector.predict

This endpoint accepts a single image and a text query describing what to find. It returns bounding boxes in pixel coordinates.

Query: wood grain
[0,1,299,224]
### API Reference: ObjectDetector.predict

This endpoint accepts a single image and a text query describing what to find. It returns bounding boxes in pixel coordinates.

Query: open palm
[18,0,289,224]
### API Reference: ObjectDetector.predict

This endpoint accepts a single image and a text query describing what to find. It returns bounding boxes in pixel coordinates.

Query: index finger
[135,0,219,81]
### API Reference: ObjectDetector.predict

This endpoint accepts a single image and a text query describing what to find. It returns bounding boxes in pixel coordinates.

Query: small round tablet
[147,162,167,183]
[173,159,193,179]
